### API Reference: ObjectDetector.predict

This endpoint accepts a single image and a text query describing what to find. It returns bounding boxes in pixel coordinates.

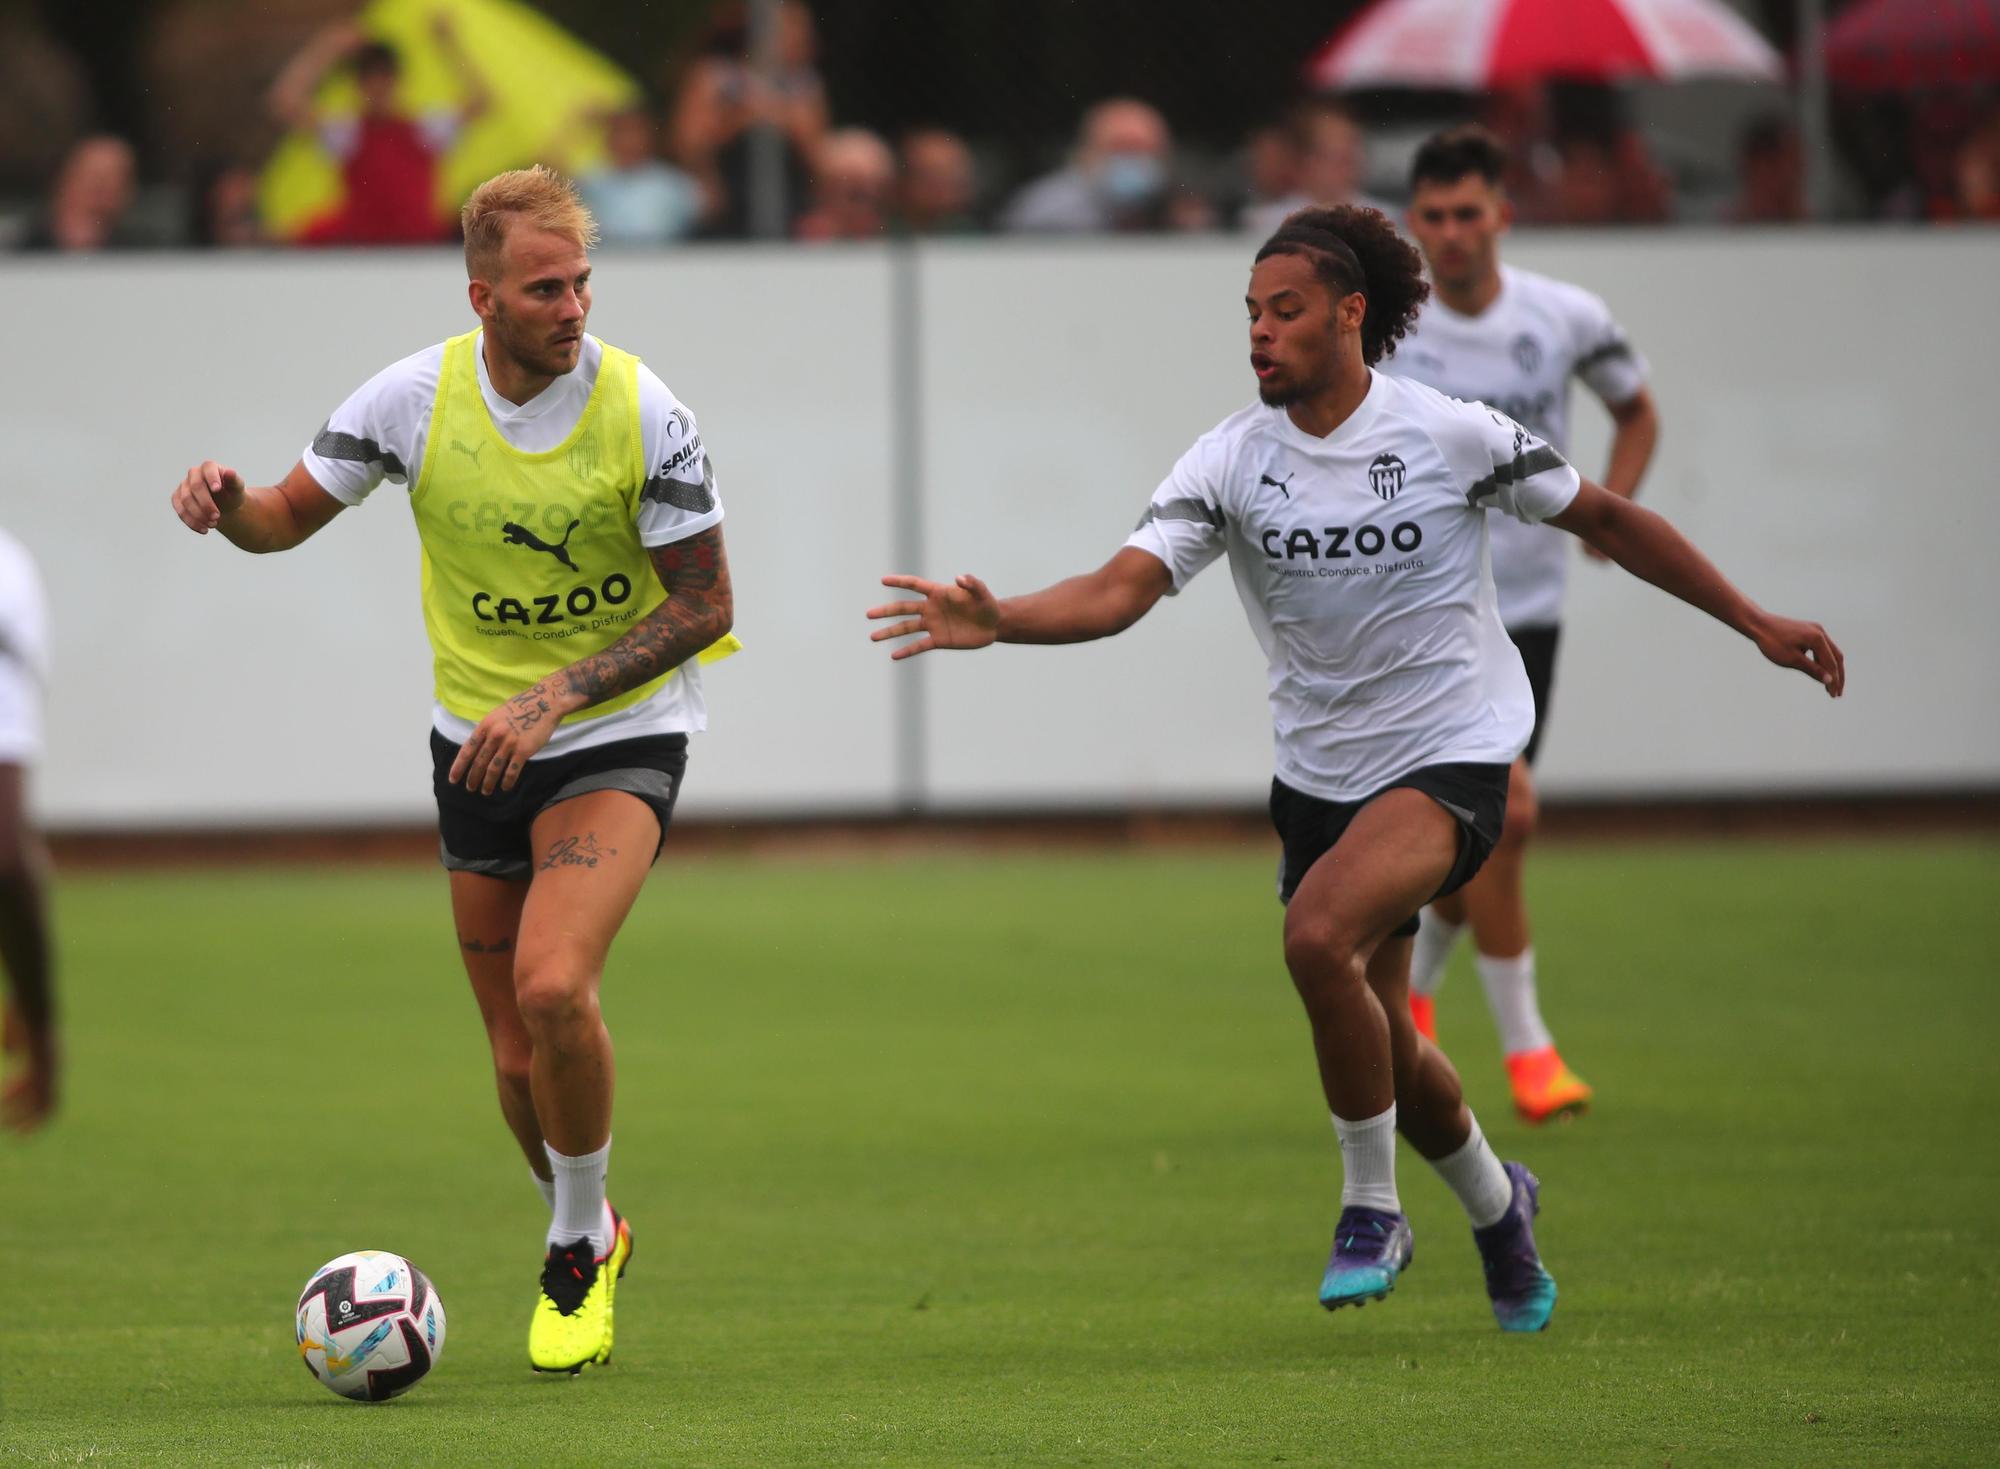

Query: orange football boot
[1505,1046,1592,1124]
[1409,993,1437,1043]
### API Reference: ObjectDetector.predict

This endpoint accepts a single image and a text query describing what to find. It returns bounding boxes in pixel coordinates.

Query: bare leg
[1364,935,1473,1160]
[448,871,542,1174]
[514,790,659,1156]
[1456,756,1536,960]
[1282,788,1460,1122]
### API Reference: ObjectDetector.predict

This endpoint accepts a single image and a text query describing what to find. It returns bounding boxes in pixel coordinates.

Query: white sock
[1332,1105,1400,1213]
[1477,947,1555,1056]
[1410,910,1462,999]
[546,1139,612,1257]
[1428,1112,1513,1229]
[531,1169,555,1214]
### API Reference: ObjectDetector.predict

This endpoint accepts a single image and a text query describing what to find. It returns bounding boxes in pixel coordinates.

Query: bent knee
[513,965,600,1032]
[492,1045,534,1095]
[1282,911,1363,990]
[1498,786,1539,849]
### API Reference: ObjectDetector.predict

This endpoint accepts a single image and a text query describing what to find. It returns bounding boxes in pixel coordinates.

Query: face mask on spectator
[1097,153,1165,207]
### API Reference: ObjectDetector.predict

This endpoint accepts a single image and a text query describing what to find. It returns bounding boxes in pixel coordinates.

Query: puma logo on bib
[501,518,582,572]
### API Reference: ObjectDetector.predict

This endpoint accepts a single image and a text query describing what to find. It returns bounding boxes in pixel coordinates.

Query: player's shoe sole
[1506,1046,1592,1124]
[1318,1207,1415,1311]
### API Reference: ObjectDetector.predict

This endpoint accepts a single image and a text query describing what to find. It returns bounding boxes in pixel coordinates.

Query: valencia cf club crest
[1368,453,1406,501]
[1511,333,1542,375]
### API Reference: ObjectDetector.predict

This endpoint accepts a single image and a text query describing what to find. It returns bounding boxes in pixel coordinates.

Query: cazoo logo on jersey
[1261,519,1424,561]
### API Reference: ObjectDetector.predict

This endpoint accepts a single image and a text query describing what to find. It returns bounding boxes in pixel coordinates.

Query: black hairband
[1269,227,1367,291]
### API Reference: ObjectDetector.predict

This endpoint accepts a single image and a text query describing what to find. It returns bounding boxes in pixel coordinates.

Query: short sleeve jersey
[1381,264,1646,628]
[301,332,724,756]
[0,528,50,765]
[1125,371,1579,801]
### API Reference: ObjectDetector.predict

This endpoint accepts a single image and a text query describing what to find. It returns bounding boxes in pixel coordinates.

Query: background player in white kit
[868,205,1841,1330]
[1386,126,1663,1123]
[0,528,55,1133]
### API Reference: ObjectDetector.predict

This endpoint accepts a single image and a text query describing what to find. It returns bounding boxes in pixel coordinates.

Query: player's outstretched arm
[868,548,1172,660]
[170,459,347,554]
[449,526,735,795]
[1549,481,1845,697]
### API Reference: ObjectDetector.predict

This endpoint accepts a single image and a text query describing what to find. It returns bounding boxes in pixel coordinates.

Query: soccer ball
[295,1250,446,1402]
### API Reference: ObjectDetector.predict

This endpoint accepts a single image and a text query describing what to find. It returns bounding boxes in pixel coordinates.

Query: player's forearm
[216,487,317,554]
[996,574,1148,645]
[1586,498,1758,636]
[551,594,734,715]
[1600,402,1659,501]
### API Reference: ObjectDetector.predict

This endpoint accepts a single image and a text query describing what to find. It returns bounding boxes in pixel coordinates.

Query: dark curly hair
[1254,204,1429,366]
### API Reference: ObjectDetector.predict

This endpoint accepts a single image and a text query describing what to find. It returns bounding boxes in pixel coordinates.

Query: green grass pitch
[2,838,1996,1467]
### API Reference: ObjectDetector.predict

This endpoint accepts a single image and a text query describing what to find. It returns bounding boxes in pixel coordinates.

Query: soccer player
[1385,126,1662,1122]
[867,206,1840,1328]
[0,527,55,1133]
[169,168,736,1373]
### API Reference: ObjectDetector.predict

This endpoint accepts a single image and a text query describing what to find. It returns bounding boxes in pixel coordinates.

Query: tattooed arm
[448,526,734,793]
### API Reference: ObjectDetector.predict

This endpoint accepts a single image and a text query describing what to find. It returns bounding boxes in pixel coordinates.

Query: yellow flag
[259,0,637,240]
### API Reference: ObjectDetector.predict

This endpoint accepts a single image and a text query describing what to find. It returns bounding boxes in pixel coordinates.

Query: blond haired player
[170,168,737,1373]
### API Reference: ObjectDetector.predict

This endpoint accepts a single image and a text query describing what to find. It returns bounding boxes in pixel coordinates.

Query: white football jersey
[1382,264,1647,628]
[1126,371,1580,802]
[301,332,724,755]
[0,528,49,765]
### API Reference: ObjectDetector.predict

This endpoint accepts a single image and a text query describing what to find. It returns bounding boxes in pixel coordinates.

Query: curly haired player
[868,205,1841,1330]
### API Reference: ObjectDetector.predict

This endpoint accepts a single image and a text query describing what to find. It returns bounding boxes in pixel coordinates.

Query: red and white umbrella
[1309,0,1785,90]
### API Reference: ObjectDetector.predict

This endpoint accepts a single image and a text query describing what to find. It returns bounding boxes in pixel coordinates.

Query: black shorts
[1270,762,1512,938]
[1507,623,1561,766]
[431,730,689,881]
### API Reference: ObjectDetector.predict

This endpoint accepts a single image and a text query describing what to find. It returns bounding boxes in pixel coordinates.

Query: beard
[490,302,579,379]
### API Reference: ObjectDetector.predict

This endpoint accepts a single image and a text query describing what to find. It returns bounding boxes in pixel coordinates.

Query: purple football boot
[1318,1206,1414,1311]
[1472,1162,1558,1331]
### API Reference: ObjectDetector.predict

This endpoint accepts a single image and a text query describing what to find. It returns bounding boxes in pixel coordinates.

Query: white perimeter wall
[3,231,1994,827]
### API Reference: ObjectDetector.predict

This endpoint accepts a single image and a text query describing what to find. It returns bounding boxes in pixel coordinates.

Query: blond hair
[460,166,599,280]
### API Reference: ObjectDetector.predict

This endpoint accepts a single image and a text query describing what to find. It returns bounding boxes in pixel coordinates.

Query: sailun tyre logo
[1368,453,1406,501]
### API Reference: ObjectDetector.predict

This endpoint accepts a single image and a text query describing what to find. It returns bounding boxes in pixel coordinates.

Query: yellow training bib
[409,330,736,724]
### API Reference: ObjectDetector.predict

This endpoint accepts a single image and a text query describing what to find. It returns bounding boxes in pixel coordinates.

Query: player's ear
[1497,194,1515,234]
[467,277,493,320]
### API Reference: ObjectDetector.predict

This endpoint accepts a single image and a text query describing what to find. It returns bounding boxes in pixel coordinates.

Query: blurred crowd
[5,1,1998,255]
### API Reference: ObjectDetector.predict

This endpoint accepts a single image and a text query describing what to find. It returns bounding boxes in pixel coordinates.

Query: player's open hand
[867,574,1001,660]
[449,681,568,795]
[1750,610,1845,697]
[1,1001,56,1134]
[171,461,247,534]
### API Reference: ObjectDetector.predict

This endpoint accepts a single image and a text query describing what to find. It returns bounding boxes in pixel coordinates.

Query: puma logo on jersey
[450,439,485,466]
[501,518,581,572]
[1259,471,1295,499]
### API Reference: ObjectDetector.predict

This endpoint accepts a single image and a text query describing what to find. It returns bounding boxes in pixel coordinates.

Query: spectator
[1234,121,1302,230]
[796,128,895,241]
[1002,98,1184,234]
[1728,116,1806,225]
[1479,84,1561,223]
[189,161,267,247]
[19,135,141,252]
[1548,131,1671,225]
[672,1,827,237]
[1240,99,1389,237]
[573,104,707,245]
[269,15,491,245]
[1953,100,2000,221]
[897,128,978,235]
